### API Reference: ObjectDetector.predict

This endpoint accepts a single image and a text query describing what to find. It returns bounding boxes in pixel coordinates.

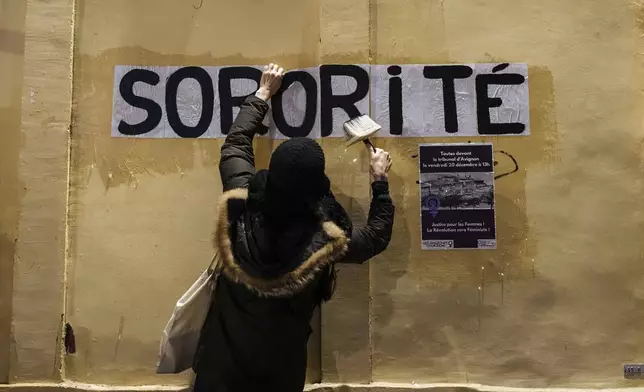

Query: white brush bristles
[343,115,382,146]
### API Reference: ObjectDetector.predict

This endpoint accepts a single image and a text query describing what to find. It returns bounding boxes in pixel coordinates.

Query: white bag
[156,253,220,374]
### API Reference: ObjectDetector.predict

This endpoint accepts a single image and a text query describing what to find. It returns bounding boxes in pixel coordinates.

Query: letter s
[117,69,162,136]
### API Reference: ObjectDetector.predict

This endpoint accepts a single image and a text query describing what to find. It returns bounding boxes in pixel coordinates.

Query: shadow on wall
[321,189,371,382]
[0,233,16,383]
[0,0,28,380]
[0,104,22,381]
[369,169,412,330]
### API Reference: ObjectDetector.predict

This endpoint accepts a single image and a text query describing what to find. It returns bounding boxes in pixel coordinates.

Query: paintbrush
[343,114,381,152]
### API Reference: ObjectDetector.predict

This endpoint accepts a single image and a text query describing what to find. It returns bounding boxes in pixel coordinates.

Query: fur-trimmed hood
[213,188,349,297]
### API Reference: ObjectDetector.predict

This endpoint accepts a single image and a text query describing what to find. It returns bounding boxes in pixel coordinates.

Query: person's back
[193,64,395,392]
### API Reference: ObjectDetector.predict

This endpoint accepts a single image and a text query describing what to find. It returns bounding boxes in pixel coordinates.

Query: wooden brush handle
[363,139,376,152]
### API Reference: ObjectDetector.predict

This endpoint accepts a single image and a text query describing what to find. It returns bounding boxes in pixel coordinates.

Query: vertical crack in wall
[60,0,79,381]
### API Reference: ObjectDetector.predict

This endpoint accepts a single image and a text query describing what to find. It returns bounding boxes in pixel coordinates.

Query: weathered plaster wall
[0,0,27,383]
[5,0,640,389]
[65,0,325,385]
[368,1,643,387]
[3,0,72,383]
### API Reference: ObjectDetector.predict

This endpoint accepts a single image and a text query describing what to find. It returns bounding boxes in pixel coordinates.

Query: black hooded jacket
[193,95,394,392]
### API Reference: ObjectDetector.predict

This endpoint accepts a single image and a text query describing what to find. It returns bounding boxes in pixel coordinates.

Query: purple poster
[419,143,496,250]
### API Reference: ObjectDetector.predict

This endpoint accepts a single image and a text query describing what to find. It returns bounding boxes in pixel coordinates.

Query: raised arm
[219,64,284,191]
[219,96,268,191]
[341,147,395,263]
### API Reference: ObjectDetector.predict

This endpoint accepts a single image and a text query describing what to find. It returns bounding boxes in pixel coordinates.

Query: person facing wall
[192,63,395,392]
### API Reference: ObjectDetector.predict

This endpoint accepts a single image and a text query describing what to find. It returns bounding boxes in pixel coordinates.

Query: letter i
[387,65,403,135]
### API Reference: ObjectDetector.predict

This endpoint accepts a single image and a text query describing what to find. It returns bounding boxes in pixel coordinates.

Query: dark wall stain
[65,323,76,354]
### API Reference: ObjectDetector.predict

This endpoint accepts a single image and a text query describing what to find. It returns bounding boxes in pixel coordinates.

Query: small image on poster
[419,143,496,250]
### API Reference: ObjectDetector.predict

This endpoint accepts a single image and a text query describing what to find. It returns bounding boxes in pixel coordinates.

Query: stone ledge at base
[1,382,644,392]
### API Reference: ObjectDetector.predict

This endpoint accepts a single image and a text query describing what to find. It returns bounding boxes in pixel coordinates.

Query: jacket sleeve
[340,181,395,264]
[219,95,270,191]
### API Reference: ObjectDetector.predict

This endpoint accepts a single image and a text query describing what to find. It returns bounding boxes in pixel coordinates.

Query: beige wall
[3,0,644,389]
[0,0,26,384]
[65,0,327,384]
[368,0,643,387]
[7,0,73,383]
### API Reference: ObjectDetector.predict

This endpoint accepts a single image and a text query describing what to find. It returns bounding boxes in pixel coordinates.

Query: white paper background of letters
[111,64,529,139]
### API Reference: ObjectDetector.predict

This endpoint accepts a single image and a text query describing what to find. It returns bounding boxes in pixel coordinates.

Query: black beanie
[267,137,330,200]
